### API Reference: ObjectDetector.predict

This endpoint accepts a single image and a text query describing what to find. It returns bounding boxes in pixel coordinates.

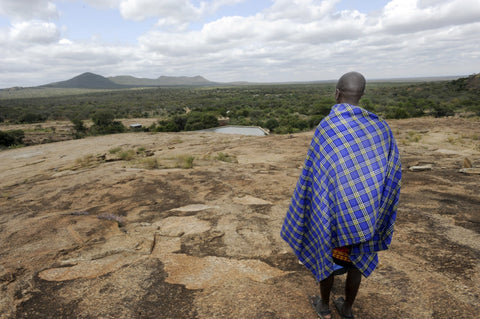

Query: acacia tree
[90,110,125,135]
[92,110,115,126]
[70,118,87,139]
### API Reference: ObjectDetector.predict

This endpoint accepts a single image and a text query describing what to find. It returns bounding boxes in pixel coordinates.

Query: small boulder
[409,164,432,172]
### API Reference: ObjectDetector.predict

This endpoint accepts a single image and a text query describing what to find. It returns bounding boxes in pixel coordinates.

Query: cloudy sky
[0,0,479,88]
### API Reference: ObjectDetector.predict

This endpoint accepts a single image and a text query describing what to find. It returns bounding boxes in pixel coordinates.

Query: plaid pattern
[281,103,401,281]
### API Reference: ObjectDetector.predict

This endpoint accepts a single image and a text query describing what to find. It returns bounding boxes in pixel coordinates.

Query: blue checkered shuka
[281,103,402,281]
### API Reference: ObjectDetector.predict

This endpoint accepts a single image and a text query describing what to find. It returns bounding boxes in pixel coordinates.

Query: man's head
[335,71,366,105]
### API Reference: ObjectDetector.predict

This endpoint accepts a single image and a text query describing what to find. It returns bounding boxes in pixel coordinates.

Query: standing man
[281,72,401,319]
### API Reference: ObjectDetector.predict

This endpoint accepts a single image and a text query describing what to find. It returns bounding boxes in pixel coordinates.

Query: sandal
[309,295,332,319]
[334,297,355,319]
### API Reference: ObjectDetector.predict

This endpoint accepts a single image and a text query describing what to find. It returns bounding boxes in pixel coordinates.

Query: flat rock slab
[38,253,143,281]
[1,117,480,319]
[157,216,212,237]
[162,253,288,290]
[233,195,272,205]
[459,168,480,175]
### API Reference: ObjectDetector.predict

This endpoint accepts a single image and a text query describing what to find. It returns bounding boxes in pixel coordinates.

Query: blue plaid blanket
[281,103,401,281]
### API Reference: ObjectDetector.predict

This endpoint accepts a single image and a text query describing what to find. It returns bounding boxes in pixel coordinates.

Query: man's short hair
[336,72,366,96]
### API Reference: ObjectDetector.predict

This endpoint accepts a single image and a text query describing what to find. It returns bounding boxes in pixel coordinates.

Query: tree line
[1,74,479,147]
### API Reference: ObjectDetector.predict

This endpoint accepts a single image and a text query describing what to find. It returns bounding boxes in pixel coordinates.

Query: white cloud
[117,0,256,29]
[83,0,122,9]
[208,0,246,12]
[9,20,60,44]
[0,0,59,21]
[119,0,204,25]
[59,38,73,45]
[0,0,479,88]
[265,0,339,21]
[138,1,367,56]
[118,0,251,25]
[378,0,480,34]
[0,39,138,86]
[136,0,371,77]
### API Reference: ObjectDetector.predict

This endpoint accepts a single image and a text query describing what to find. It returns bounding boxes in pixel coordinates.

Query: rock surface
[459,168,480,175]
[1,117,479,318]
[409,164,433,171]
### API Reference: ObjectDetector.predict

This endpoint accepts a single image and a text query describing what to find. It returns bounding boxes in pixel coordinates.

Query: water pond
[198,125,268,136]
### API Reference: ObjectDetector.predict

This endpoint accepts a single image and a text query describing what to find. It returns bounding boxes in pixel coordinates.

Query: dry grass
[75,154,101,169]
[138,157,159,169]
[175,155,195,169]
[214,152,238,163]
[109,147,122,154]
[118,149,136,161]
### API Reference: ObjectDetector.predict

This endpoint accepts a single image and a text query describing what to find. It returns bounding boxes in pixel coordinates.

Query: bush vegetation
[0,129,25,148]
[1,74,478,139]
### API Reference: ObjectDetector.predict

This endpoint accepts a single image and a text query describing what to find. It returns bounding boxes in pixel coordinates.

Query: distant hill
[40,73,216,89]
[5,72,475,93]
[42,72,125,89]
[108,75,215,86]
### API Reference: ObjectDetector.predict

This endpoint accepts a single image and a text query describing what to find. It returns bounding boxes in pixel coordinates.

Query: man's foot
[309,295,332,319]
[334,297,355,319]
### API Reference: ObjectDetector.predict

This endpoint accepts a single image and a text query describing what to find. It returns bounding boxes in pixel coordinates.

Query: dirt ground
[0,117,479,318]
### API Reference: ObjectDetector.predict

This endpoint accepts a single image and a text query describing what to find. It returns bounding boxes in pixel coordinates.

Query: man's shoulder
[333,104,387,124]
[317,105,392,138]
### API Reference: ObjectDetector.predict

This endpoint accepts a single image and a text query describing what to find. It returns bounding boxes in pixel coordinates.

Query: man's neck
[339,99,360,105]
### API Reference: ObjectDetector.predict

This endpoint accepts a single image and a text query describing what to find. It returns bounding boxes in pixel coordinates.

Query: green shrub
[71,118,87,133]
[432,104,455,118]
[89,110,126,135]
[264,118,279,131]
[468,104,480,116]
[385,107,409,119]
[308,115,324,128]
[0,129,24,147]
[92,110,115,126]
[0,131,15,147]
[19,112,46,124]
[90,121,126,135]
[279,114,309,132]
[311,98,334,116]
[184,112,219,131]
